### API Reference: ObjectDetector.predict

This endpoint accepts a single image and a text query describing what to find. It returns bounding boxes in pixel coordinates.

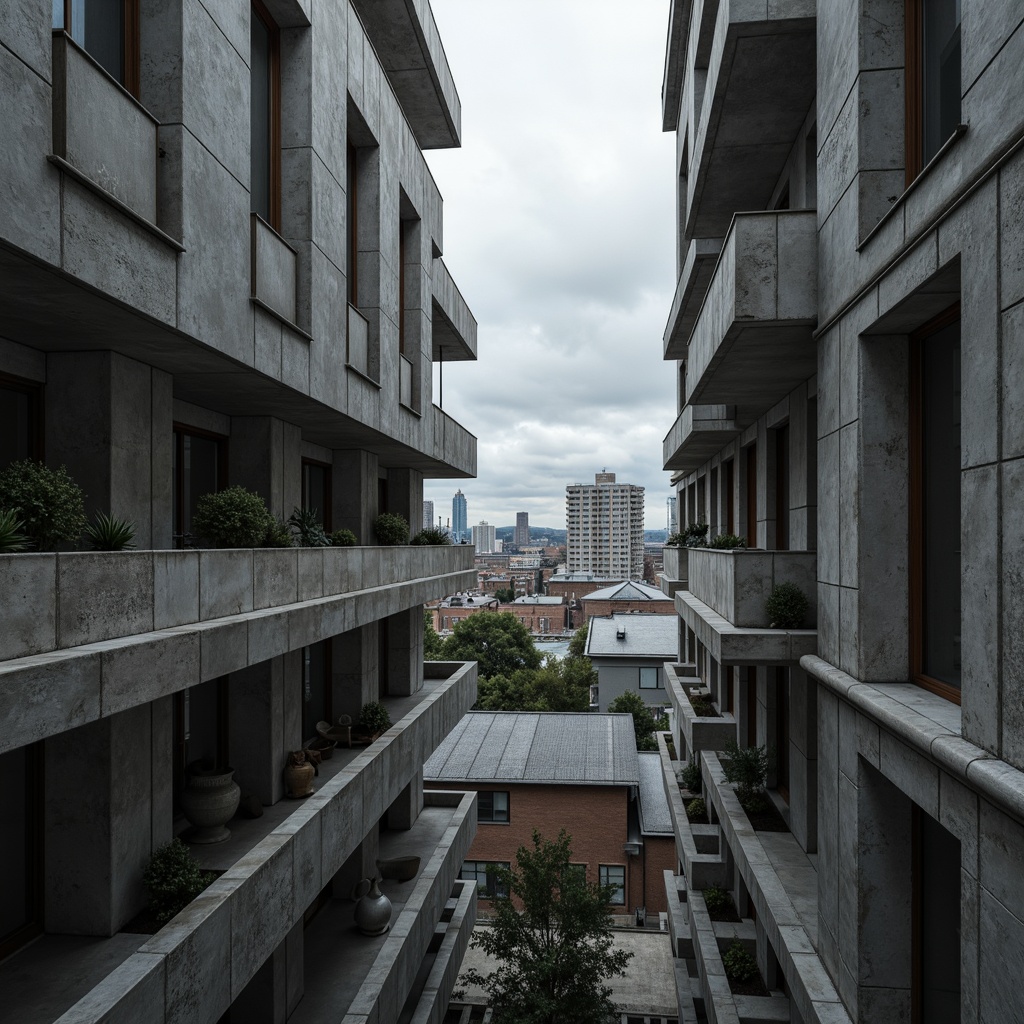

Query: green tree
[608,691,662,751]
[567,622,590,660]
[461,830,632,1024]
[444,612,542,681]
[423,609,445,659]
[492,587,515,604]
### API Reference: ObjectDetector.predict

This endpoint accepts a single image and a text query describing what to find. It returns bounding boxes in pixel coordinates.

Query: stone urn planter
[284,750,315,798]
[352,876,393,935]
[180,762,241,844]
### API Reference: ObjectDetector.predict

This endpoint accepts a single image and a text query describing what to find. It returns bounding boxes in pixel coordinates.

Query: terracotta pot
[353,876,393,936]
[284,759,315,798]
[180,763,241,844]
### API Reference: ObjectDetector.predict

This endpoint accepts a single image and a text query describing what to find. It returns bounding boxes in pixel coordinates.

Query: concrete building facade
[657,1,1024,1023]
[471,520,495,554]
[451,489,467,544]
[0,3,483,1022]
[566,472,645,581]
[422,499,434,530]
[586,614,679,714]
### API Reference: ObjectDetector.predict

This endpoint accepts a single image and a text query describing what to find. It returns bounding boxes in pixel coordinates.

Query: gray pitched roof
[585,613,679,658]
[423,712,640,785]
[637,751,673,835]
[582,581,669,603]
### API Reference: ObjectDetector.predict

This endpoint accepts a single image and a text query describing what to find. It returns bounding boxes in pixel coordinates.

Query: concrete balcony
[430,405,477,478]
[660,546,690,599]
[663,237,723,359]
[685,1,815,239]
[666,663,737,760]
[431,259,478,361]
[687,548,817,629]
[663,403,740,474]
[686,211,817,415]
[0,546,476,753]
[251,214,299,329]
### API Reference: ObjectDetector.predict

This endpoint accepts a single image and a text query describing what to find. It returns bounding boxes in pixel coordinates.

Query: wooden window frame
[173,423,229,550]
[57,0,140,96]
[251,0,281,230]
[908,303,961,704]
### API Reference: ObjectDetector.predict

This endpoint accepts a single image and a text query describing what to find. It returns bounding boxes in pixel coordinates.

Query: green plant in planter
[192,486,273,547]
[410,526,451,545]
[329,528,358,547]
[0,509,28,553]
[84,512,136,551]
[723,940,759,984]
[263,518,294,548]
[373,512,410,545]
[358,700,392,735]
[701,885,733,917]
[143,838,215,924]
[708,533,747,550]
[0,459,86,550]
[765,581,809,629]
[686,797,706,822]
[287,506,330,547]
[678,755,701,792]
[722,740,770,808]
[666,520,709,547]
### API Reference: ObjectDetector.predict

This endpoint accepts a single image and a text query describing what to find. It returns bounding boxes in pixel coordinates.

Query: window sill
[250,296,312,341]
[399,401,422,418]
[345,362,382,389]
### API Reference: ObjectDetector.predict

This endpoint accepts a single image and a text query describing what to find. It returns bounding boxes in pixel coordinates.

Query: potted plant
[288,506,330,547]
[0,509,27,553]
[765,581,809,628]
[0,459,86,550]
[373,513,410,545]
[84,512,136,551]
[142,838,215,924]
[192,486,273,547]
[329,528,358,547]
[708,533,746,549]
[410,526,451,545]
[353,700,392,744]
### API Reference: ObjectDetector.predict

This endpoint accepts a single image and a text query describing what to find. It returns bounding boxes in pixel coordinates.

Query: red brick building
[580,580,675,618]
[424,712,674,918]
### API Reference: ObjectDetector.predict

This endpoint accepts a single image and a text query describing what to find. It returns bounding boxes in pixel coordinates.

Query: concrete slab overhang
[685,210,817,414]
[432,258,477,361]
[686,2,815,239]
[663,237,724,359]
[0,241,476,477]
[663,403,740,473]
[350,0,461,150]
[675,589,817,665]
[661,0,692,131]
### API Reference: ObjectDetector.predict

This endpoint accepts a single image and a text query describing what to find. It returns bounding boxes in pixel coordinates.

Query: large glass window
[250,1,280,228]
[0,745,43,959]
[461,861,509,899]
[173,427,226,548]
[0,376,41,470]
[911,315,961,698]
[478,791,510,824]
[302,641,331,742]
[302,460,332,531]
[599,864,625,905]
[54,0,138,94]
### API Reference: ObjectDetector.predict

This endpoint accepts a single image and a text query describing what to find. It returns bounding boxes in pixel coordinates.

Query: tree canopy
[423,609,445,659]
[608,691,665,751]
[442,612,542,681]
[461,830,632,1024]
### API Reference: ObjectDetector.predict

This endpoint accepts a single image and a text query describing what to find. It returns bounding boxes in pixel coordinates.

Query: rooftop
[424,711,639,785]
[582,581,671,603]
[586,613,679,659]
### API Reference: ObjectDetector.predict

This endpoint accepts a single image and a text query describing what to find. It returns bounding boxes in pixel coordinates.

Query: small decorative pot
[284,750,315,798]
[180,762,241,844]
[353,876,393,936]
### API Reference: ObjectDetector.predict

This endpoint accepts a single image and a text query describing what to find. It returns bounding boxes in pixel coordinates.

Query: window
[775,424,790,550]
[477,790,510,824]
[909,310,961,699]
[250,1,280,228]
[599,864,625,905]
[0,744,43,960]
[745,444,758,547]
[302,460,332,531]
[302,641,331,741]
[461,861,509,899]
[0,374,42,470]
[173,677,229,808]
[639,667,659,689]
[173,426,226,548]
[347,140,359,305]
[54,0,139,94]
[905,0,962,181]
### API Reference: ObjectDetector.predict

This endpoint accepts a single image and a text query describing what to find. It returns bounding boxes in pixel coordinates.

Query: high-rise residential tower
[514,511,530,548]
[666,495,677,535]
[452,489,468,543]
[423,500,434,530]
[565,473,645,580]
[472,521,496,554]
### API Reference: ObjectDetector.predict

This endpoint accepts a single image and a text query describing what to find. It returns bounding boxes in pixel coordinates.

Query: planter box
[666,662,737,759]
[662,545,689,583]
[687,548,817,628]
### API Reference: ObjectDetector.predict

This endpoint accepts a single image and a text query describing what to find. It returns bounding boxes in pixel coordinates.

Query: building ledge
[666,663,738,760]
[431,259,477,361]
[676,591,817,665]
[663,236,723,359]
[663,403,740,474]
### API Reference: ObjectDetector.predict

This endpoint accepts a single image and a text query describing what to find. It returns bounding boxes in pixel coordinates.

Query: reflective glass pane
[250,10,271,219]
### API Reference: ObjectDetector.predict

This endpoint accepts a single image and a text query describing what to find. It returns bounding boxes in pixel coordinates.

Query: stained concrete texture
[457,925,678,1017]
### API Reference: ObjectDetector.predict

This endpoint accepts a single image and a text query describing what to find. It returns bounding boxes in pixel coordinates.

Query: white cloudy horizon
[422,0,677,533]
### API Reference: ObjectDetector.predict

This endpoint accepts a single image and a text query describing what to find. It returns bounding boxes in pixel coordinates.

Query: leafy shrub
[143,838,215,924]
[679,755,701,792]
[701,885,733,917]
[410,526,451,545]
[84,512,136,551]
[766,581,809,629]
[691,697,715,717]
[373,512,409,545]
[329,528,358,547]
[708,533,747,550]
[262,518,294,548]
[666,521,709,547]
[723,940,759,984]
[686,797,706,822]
[287,506,330,547]
[192,486,272,547]
[358,700,392,734]
[0,460,86,550]
[0,509,28,553]
[722,740,770,806]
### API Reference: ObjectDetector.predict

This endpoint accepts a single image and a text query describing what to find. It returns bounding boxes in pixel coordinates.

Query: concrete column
[229,416,302,521]
[230,920,304,1024]
[228,653,302,806]
[387,466,423,537]
[332,622,380,718]
[45,351,173,549]
[789,667,818,853]
[331,449,379,543]
[332,827,380,900]
[385,606,423,697]
[44,701,171,934]
[386,766,424,830]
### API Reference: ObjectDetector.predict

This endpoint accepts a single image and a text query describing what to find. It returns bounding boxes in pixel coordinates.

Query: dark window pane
[303,463,330,530]
[70,0,125,84]
[251,11,271,220]
[919,811,961,1022]
[0,387,34,469]
[0,747,31,941]
[921,322,961,688]
[303,642,329,740]
[923,0,961,163]
[175,432,222,547]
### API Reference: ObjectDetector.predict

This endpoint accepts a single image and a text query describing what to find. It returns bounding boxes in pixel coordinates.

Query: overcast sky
[423,0,677,533]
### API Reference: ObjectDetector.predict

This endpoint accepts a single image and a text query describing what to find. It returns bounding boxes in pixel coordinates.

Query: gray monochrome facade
[566,471,646,581]
[658,2,1024,1024]
[0,2,483,1022]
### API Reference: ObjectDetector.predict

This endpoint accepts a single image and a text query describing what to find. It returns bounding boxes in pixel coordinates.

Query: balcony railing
[347,304,371,378]
[250,214,298,326]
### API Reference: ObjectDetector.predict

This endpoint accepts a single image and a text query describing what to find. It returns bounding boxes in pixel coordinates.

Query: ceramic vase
[284,759,315,798]
[354,876,393,936]
[180,763,241,844]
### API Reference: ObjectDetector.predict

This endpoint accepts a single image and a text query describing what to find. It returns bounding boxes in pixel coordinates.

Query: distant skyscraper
[473,521,496,554]
[423,500,434,530]
[565,472,645,580]
[452,489,467,543]
[515,512,530,548]
[667,496,677,535]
